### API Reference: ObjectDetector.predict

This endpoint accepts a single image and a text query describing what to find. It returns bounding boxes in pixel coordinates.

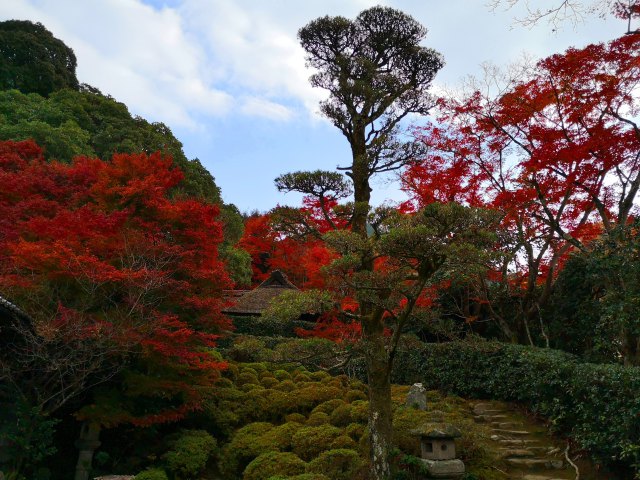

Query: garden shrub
[275,380,296,392]
[311,399,346,415]
[349,400,369,423]
[330,435,358,450]
[306,449,362,480]
[291,424,342,461]
[345,389,367,402]
[286,413,306,424]
[133,468,169,480]
[306,412,330,426]
[261,377,279,388]
[218,422,275,477]
[237,372,260,386]
[345,423,365,441]
[243,451,307,480]
[163,429,217,480]
[273,369,292,381]
[408,341,640,474]
[329,404,353,427]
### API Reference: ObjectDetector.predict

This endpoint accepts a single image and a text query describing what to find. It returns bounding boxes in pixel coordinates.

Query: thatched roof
[223,270,298,316]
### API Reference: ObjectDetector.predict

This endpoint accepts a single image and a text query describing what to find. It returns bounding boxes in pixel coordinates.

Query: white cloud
[240,97,294,121]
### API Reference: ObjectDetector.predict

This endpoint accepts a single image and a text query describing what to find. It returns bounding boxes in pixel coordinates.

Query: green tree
[275,8,451,477]
[0,20,79,96]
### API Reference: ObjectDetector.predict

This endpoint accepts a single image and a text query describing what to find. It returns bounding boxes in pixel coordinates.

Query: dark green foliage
[402,341,640,474]
[162,429,217,479]
[0,88,221,203]
[133,468,169,480]
[547,222,640,365]
[306,449,362,480]
[291,424,343,461]
[0,396,59,478]
[243,452,307,480]
[0,20,79,96]
[230,317,317,338]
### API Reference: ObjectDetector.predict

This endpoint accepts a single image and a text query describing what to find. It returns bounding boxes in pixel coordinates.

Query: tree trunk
[363,315,393,480]
[622,329,640,367]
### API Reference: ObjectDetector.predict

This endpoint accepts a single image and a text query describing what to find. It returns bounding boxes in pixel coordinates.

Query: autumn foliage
[403,34,640,343]
[0,140,230,424]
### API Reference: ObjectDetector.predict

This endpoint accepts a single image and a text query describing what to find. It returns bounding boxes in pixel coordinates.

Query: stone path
[472,401,578,480]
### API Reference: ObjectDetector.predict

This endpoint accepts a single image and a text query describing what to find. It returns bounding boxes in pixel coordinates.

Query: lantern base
[419,458,465,479]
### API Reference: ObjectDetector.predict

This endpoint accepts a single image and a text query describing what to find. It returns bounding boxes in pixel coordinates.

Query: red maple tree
[0,140,231,425]
[403,34,640,344]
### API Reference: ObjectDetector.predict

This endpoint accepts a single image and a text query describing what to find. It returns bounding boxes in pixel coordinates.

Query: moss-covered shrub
[219,422,275,477]
[261,377,279,388]
[306,412,330,426]
[243,452,307,480]
[330,435,358,450]
[291,424,342,461]
[310,398,345,416]
[273,369,292,381]
[349,400,369,423]
[306,449,362,480]
[275,379,296,392]
[308,370,331,382]
[163,429,217,480]
[345,389,368,402]
[133,469,169,480]
[345,423,365,441]
[285,413,306,424]
[329,404,353,427]
[237,371,260,386]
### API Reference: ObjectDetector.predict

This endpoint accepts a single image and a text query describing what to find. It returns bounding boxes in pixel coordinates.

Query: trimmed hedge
[396,341,640,474]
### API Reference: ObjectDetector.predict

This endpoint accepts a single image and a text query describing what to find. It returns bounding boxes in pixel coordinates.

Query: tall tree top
[298,6,443,142]
[0,20,79,97]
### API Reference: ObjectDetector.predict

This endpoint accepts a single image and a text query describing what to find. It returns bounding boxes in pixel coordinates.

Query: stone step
[498,448,536,458]
[505,458,564,470]
[497,438,540,446]
[473,404,506,415]
[522,475,566,480]
[492,429,531,436]
[491,421,523,429]
[475,414,509,422]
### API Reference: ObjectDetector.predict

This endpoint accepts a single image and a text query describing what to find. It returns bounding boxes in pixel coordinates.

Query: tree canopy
[0,20,79,96]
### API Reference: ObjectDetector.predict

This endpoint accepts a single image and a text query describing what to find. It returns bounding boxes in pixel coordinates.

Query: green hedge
[397,341,640,474]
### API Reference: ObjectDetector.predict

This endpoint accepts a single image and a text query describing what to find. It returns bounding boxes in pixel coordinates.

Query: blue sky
[0,0,626,212]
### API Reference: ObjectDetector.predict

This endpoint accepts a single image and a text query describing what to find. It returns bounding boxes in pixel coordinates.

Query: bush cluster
[401,341,640,474]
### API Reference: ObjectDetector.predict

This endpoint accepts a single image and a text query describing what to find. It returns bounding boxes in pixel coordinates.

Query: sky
[0,0,627,212]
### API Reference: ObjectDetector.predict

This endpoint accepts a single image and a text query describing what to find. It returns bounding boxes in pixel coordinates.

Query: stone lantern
[411,424,465,479]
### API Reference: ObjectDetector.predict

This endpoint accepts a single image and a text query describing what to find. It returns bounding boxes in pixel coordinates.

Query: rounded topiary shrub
[330,435,357,450]
[237,372,260,386]
[273,369,291,381]
[219,422,275,477]
[306,412,330,426]
[292,424,342,461]
[306,449,362,480]
[275,380,296,392]
[163,430,217,480]
[261,376,279,388]
[243,451,307,480]
[349,400,369,423]
[311,399,346,415]
[329,404,353,427]
[285,413,307,424]
[345,389,368,402]
[345,423,365,441]
[134,469,169,480]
